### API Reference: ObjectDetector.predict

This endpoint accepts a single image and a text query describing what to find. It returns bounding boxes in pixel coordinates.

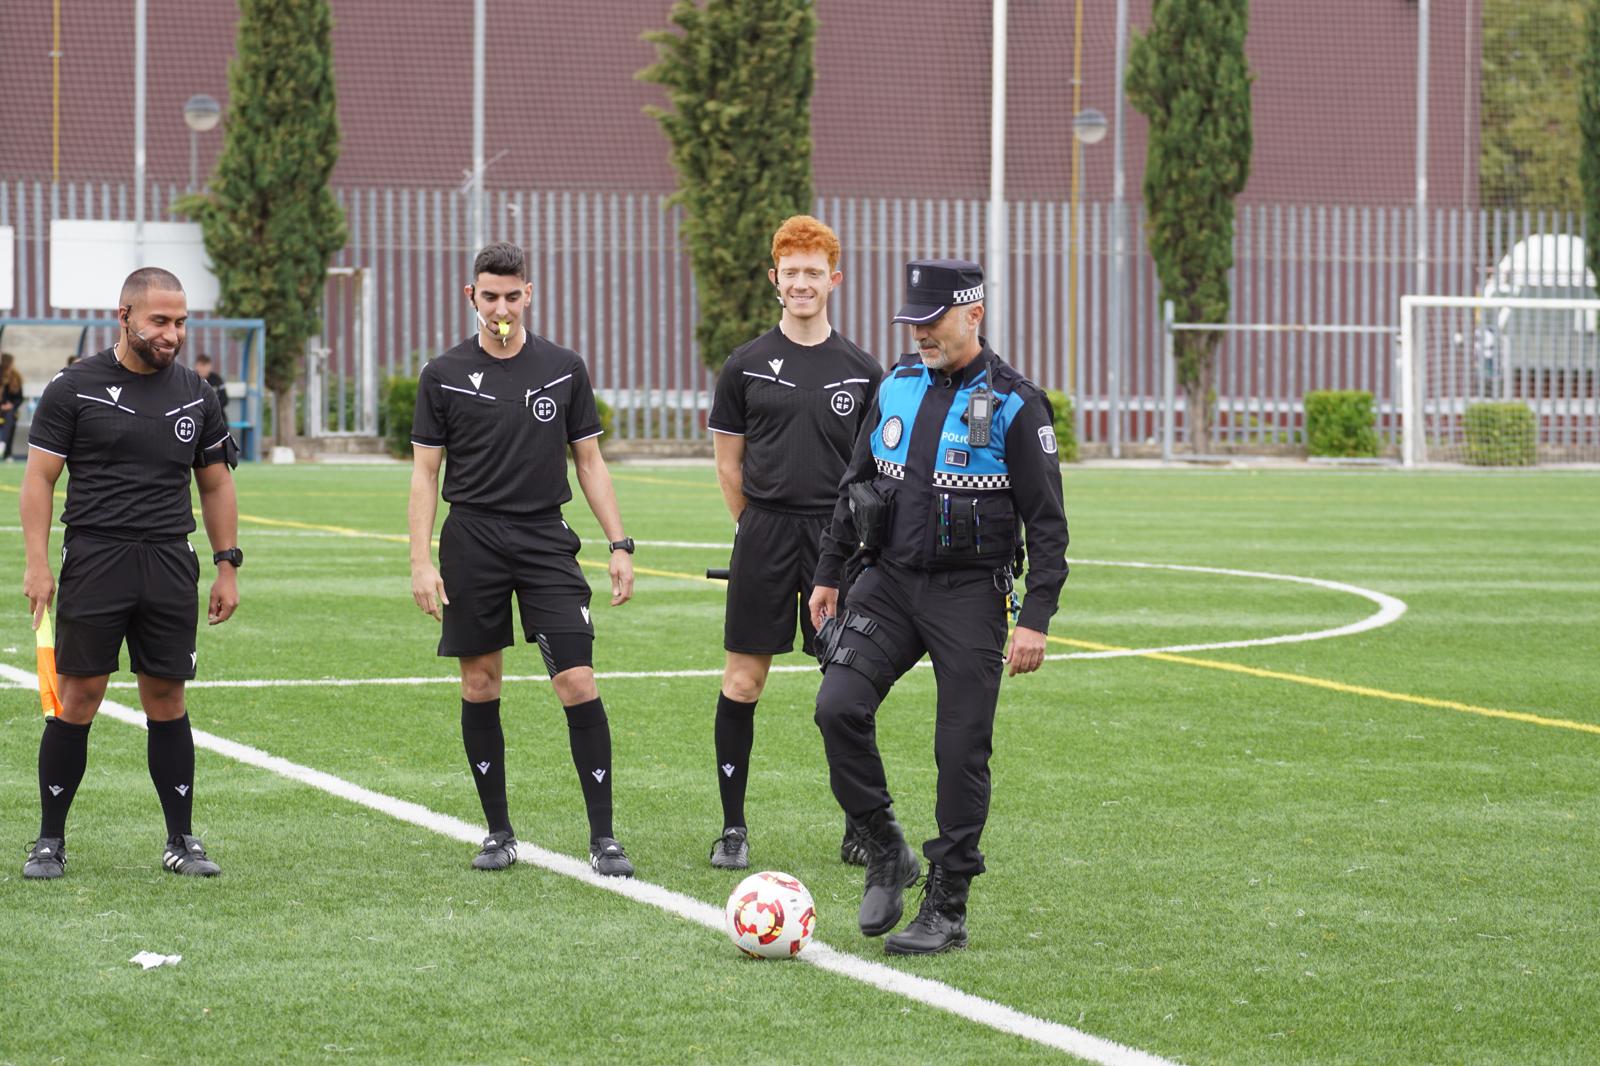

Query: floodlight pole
[986,0,1008,345]
[1415,0,1430,299]
[470,0,486,256]
[134,0,147,261]
[1107,0,1129,458]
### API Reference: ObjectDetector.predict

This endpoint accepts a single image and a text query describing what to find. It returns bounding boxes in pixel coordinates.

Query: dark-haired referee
[21,267,240,880]
[704,215,882,870]
[409,241,637,877]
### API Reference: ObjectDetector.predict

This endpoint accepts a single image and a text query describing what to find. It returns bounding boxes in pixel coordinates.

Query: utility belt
[847,479,1019,569]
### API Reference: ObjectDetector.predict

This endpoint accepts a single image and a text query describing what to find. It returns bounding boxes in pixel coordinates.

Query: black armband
[202,433,241,470]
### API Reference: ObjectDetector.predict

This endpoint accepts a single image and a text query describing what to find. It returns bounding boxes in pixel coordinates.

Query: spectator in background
[192,354,229,420]
[0,353,24,460]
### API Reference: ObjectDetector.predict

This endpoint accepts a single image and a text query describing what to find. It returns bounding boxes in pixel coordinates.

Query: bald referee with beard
[21,267,240,880]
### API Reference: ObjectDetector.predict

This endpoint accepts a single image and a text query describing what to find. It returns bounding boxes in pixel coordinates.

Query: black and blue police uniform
[812,262,1068,890]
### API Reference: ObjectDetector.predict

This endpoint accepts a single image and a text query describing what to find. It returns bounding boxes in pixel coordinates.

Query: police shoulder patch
[881,415,904,450]
[1038,425,1058,454]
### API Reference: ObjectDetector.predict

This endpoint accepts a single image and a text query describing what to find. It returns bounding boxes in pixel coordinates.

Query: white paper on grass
[129,951,182,970]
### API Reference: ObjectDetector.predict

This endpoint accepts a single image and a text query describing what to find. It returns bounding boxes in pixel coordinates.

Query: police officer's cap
[891,259,985,324]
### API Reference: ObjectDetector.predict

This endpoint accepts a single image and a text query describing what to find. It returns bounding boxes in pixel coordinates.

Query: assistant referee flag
[35,610,62,717]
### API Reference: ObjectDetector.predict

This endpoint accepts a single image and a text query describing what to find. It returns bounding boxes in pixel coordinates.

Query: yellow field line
[231,510,719,584]
[236,511,408,542]
[13,489,1587,734]
[1049,634,1600,737]
[576,558,720,584]
[610,472,720,494]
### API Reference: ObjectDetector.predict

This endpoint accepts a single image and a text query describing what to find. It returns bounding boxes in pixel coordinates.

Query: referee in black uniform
[409,241,637,877]
[705,215,882,870]
[20,267,241,880]
[809,259,1068,954]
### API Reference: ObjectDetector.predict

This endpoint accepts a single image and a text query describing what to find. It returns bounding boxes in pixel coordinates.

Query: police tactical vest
[868,354,1027,569]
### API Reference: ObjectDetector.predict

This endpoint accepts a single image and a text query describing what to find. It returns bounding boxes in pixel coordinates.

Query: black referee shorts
[724,504,831,657]
[55,532,201,680]
[438,507,595,659]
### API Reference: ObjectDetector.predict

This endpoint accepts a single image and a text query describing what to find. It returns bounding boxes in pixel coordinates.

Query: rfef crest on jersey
[830,390,855,416]
[174,416,197,443]
[531,395,558,422]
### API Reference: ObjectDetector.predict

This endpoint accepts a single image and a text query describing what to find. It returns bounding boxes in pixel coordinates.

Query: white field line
[0,661,1180,1066]
[1061,559,1407,657]
[51,559,1401,691]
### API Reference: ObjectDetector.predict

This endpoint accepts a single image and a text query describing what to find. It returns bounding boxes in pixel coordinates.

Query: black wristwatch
[608,537,635,555]
[213,547,244,568]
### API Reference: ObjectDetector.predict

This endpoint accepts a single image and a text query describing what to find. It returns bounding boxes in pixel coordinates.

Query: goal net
[1399,294,1600,466]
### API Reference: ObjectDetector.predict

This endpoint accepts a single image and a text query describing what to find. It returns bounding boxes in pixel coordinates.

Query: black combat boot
[839,814,870,867]
[858,807,921,937]
[884,865,970,955]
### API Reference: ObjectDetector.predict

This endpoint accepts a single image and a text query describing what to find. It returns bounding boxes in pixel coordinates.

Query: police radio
[964,384,992,447]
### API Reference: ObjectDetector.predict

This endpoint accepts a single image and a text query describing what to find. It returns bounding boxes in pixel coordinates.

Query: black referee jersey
[411,334,604,516]
[708,328,882,513]
[27,349,232,539]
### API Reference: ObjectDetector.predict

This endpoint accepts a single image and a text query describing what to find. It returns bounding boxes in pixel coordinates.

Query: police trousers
[813,561,1008,877]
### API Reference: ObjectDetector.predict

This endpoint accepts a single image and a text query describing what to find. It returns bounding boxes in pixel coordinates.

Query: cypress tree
[640,0,816,372]
[177,0,346,444]
[1580,0,1600,293]
[1126,0,1253,452]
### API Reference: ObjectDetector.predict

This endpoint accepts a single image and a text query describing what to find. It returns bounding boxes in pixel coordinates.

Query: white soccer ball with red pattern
[724,870,816,959]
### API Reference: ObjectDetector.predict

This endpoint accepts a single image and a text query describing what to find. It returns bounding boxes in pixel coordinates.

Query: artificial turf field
[1,461,1597,1065]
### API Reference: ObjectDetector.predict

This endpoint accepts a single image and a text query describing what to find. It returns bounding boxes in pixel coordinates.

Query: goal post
[1398,294,1600,466]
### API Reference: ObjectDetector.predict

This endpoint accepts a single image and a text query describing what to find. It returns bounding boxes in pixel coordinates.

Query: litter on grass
[130,951,182,970]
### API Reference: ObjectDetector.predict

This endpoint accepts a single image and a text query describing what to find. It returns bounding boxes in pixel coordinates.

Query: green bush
[1043,390,1079,463]
[382,374,418,459]
[1463,402,1537,466]
[1304,390,1378,457]
[595,393,616,444]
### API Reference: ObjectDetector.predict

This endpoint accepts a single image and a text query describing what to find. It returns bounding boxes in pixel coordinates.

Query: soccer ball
[724,871,816,959]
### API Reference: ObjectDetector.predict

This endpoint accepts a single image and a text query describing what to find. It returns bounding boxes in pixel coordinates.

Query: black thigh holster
[814,609,893,696]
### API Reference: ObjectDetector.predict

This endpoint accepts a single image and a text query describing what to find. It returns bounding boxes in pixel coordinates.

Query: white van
[1476,233,1597,373]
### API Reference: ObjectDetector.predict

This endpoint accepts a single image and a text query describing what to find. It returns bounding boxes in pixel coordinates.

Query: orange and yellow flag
[36,610,62,717]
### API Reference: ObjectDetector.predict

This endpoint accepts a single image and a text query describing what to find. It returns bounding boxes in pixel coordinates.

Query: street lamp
[182,93,221,192]
[1066,106,1107,448]
[1072,108,1108,145]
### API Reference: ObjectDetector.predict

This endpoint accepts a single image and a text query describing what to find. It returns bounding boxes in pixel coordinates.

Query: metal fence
[4,178,1591,449]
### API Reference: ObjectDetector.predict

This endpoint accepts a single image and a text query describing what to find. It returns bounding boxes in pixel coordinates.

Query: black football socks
[146,714,196,840]
[714,694,757,830]
[38,716,91,838]
[462,698,512,835]
[563,698,613,841]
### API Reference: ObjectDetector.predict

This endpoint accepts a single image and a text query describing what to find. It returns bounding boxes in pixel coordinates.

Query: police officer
[409,241,637,877]
[808,259,1068,954]
[20,267,241,880]
[705,215,882,871]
